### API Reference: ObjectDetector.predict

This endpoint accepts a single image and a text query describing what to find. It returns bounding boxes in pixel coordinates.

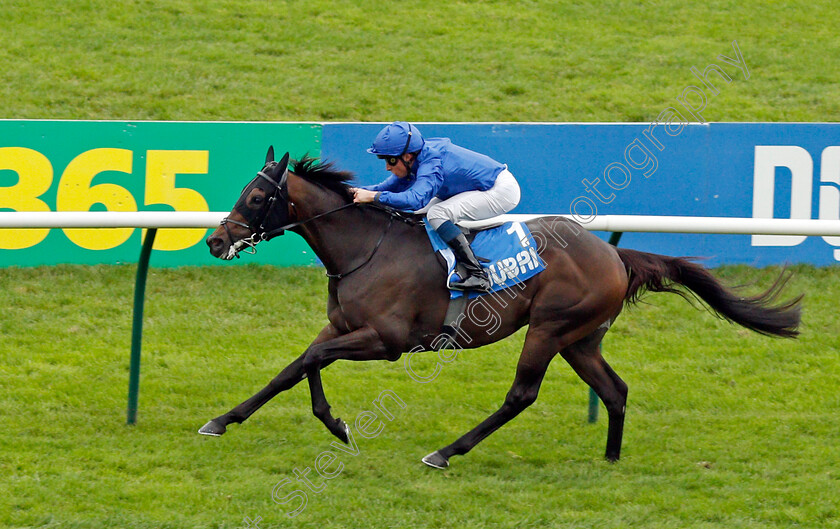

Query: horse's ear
[266,146,275,164]
[278,152,290,176]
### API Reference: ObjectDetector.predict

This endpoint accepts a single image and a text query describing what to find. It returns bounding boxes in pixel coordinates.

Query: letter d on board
[752,145,812,247]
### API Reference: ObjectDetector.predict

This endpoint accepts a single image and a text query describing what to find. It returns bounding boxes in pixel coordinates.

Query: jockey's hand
[352,188,377,204]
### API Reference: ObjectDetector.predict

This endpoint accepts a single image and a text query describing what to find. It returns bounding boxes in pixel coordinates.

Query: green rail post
[588,231,624,424]
[127,228,157,425]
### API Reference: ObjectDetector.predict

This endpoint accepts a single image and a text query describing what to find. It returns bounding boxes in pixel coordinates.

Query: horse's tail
[615,248,802,338]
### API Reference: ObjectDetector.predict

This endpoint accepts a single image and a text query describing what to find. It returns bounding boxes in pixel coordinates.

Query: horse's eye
[252,196,263,205]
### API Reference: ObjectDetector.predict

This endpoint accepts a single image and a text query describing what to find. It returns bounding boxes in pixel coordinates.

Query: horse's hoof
[332,419,350,444]
[422,451,449,469]
[198,420,226,436]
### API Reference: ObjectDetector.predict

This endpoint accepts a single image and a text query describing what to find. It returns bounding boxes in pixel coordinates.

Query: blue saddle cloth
[424,221,546,299]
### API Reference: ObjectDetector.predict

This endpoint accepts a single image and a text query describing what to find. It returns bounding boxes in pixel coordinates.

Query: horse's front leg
[199,324,343,436]
[302,325,391,443]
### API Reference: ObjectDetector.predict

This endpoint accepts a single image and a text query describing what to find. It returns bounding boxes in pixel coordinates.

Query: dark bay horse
[200,148,802,468]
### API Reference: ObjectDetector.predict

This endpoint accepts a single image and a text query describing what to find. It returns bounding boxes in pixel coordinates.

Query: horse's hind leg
[422,324,559,469]
[560,330,628,461]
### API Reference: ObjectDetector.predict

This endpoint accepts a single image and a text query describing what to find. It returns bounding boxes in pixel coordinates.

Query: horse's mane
[291,155,355,202]
[289,155,423,226]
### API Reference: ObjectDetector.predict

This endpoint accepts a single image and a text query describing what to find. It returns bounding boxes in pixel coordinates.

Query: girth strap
[435,295,469,351]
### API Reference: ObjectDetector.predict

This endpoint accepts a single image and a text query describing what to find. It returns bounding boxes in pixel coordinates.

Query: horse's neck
[293,203,401,275]
[287,175,429,277]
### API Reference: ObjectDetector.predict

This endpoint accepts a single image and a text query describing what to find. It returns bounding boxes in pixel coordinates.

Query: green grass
[1,264,838,528]
[1,0,838,122]
[2,1,839,526]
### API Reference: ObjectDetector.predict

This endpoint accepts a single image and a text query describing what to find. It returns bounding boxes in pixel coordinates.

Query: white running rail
[2,212,840,236]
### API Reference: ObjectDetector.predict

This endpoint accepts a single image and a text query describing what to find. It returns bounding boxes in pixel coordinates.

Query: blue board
[322,123,840,266]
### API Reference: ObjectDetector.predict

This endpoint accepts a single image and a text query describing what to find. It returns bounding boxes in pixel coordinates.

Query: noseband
[220,163,359,261]
[220,164,290,259]
[220,153,415,280]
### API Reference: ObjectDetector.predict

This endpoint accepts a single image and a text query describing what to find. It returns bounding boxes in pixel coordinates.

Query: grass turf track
[1,264,839,528]
[2,0,840,527]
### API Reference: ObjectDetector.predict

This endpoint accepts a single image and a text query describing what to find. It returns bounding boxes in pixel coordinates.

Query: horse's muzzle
[206,233,227,258]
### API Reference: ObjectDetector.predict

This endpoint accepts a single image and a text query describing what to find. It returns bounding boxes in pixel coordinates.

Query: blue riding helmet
[367,121,425,156]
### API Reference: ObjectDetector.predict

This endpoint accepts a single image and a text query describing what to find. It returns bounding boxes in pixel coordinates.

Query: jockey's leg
[427,169,521,292]
[434,221,492,292]
[413,196,442,215]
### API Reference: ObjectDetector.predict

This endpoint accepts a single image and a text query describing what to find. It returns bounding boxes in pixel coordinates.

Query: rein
[318,203,420,279]
[221,202,357,260]
[224,199,410,281]
[264,202,357,239]
[326,214,394,280]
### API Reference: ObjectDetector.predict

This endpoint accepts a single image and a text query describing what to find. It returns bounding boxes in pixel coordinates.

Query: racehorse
[200,147,802,469]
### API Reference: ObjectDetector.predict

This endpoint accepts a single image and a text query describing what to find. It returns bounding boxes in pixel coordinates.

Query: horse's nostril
[207,236,221,249]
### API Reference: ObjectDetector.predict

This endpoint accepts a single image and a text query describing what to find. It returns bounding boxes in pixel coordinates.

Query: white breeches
[418,169,521,230]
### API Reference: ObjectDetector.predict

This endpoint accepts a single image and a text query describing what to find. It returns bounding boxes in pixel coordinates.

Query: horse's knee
[504,384,539,411]
[602,387,627,417]
[302,350,321,373]
[311,401,331,420]
[614,378,628,399]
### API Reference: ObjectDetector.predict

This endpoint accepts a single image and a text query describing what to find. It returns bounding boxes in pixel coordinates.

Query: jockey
[351,121,521,292]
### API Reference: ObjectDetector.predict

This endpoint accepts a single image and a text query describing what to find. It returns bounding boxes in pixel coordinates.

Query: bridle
[219,154,292,259]
[221,153,357,259]
[219,150,410,280]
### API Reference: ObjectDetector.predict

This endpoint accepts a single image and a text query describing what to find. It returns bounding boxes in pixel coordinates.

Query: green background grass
[2,0,840,527]
[2,1,838,122]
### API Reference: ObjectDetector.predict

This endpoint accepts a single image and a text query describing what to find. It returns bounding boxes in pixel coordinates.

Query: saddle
[423,219,546,350]
[368,205,545,349]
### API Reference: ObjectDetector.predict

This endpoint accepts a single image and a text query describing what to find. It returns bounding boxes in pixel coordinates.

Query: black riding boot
[447,233,492,292]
